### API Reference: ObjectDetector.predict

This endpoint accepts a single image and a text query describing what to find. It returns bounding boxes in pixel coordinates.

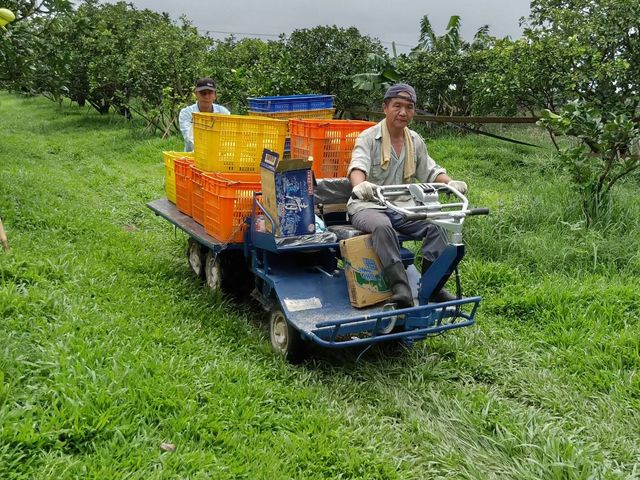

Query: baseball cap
[195,78,216,92]
[383,83,417,104]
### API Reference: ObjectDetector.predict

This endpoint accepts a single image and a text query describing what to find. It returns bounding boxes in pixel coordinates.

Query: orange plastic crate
[203,173,261,244]
[191,165,205,225]
[289,119,375,178]
[193,113,287,173]
[174,158,193,216]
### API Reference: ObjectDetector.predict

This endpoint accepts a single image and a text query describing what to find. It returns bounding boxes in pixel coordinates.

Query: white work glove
[352,181,376,201]
[448,180,468,195]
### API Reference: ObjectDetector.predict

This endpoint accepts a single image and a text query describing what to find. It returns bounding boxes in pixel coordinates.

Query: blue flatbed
[147,198,242,252]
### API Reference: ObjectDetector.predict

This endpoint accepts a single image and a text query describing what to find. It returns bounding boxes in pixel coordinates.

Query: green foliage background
[2,0,639,119]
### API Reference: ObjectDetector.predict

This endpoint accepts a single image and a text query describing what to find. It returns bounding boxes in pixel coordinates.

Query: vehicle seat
[327,224,365,240]
[314,177,351,226]
[314,178,415,267]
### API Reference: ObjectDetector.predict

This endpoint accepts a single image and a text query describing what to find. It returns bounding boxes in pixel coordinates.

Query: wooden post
[0,217,10,251]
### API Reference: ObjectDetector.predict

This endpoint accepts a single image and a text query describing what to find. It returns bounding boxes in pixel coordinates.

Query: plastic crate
[250,111,334,152]
[249,108,335,120]
[203,173,262,244]
[193,113,287,173]
[247,94,334,113]
[191,165,205,225]
[174,158,193,216]
[289,119,376,178]
[163,151,194,203]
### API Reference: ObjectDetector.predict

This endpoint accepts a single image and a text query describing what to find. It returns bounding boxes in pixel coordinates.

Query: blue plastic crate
[284,137,291,152]
[247,94,334,113]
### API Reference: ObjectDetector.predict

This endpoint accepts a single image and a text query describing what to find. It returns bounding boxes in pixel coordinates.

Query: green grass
[1,92,639,479]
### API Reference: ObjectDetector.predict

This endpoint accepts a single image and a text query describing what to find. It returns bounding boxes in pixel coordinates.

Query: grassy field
[1,92,639,479]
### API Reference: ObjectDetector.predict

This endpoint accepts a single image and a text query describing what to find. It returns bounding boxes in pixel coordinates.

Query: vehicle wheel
[187,238,206,279]
[204,250,222,291]
[270,308,305,364]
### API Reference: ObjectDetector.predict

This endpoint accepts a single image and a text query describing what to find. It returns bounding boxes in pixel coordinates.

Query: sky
[119,0,532,54]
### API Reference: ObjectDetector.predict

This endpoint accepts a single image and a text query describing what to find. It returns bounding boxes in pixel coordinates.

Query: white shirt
[178,102,231,151]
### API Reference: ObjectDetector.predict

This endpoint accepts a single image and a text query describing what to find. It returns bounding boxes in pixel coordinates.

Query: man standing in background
[178,78,230,151]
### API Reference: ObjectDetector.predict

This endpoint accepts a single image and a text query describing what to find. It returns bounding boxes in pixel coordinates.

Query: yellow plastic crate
[193,113,287,173]
[163,151,194,203]
[248,108,335,120]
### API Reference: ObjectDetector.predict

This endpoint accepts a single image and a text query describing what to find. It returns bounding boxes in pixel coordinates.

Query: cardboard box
[340,234,392,308]
[260,149,315,237]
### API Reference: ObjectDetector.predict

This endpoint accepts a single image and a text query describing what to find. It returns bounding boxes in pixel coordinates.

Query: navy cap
[195,78,216,92]
[383,83,417,104]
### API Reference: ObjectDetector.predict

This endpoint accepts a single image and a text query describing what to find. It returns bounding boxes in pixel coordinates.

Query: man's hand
[352,181,376,201]
[448,180,468,195]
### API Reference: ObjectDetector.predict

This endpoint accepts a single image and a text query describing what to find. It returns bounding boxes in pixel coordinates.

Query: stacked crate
[162,95,373,243]
[174,157,194,216]
[289,119,376,178]
[247,94,335,153]
[247,95,376,178]
[163,151,194,203]
[192,113,287,243]
[164,113,287,244]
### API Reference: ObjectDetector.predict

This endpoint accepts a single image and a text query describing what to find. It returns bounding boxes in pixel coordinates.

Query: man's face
[196,89,216,109]
[383,94,415,129]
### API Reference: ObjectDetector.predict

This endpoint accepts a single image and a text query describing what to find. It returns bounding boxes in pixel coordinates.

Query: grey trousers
[350,208,449,269]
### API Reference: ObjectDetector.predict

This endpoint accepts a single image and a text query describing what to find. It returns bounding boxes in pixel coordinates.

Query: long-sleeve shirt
[346,121,446,215]
[178,102,231,151]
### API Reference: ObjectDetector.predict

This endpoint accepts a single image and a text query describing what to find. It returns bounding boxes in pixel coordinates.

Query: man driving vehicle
[347,83,468,308]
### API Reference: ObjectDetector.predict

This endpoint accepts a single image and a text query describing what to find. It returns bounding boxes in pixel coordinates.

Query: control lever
[408,184,426,204]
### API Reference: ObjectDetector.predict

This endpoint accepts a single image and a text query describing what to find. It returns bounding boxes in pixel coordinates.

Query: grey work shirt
[346,122,446,215]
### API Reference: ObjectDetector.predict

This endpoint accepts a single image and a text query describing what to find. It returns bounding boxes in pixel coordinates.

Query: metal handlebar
[349,183,488,234]
[467,207,490,216]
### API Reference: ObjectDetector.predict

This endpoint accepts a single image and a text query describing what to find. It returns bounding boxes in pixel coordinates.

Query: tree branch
[597,149,617,196]
[603,159,640,194]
